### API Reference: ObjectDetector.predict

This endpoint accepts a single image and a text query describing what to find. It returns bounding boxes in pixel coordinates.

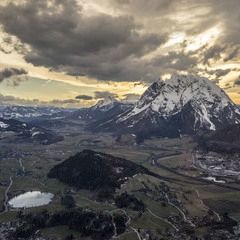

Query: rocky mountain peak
[92,96,118,111]
[94,75,240,139]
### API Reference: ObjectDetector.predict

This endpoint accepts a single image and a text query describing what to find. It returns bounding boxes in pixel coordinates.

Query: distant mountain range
[1,75,240,143]
[90,75,240,141]
[23,97,133,129]
[0,105,73,122]
[0,117,63,144]
[68,96,133,122]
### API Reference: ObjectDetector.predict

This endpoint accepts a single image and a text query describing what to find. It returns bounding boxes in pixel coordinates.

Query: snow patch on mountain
[121,75,230,119]
[32,131,43,137]
[0,121,9,129]
[90,75,240,139]
[92,96,118,112]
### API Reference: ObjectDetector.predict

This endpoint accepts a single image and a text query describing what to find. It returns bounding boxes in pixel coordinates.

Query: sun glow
[165,32,186,47]
[186,25,222,51]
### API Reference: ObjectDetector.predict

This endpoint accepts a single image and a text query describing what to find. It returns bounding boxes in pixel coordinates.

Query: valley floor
[0,122,240,239]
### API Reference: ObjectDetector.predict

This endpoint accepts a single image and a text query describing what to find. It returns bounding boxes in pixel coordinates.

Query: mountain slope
[0,105,72,121]
[93,75,240,140]
[68,96,133,122]
[0,117,63,144]
[197,124,240,153]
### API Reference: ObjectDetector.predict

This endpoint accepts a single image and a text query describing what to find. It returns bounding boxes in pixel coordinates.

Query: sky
[0,0,239,108]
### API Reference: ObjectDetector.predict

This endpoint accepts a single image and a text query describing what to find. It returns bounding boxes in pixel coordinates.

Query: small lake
[8,191,54,208]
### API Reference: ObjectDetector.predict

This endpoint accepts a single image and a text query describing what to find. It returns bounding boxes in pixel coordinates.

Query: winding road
[149,153,240,191]
[19,158,25,174]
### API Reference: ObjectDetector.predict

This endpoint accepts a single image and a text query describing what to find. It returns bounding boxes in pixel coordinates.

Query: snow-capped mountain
[0,105,73,122]
[91,96,118,112]
[0,117,63,144]
[69,97,133,122]
[93,75,240,140]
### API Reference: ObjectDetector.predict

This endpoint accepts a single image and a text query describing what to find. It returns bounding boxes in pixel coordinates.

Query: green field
[0,130,239,239]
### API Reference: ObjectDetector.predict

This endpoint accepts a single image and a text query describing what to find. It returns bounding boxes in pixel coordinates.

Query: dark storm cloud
[0,68,27,82]
[0,68,28,86]
[202,45,225,65]
[234,78,240,86]
[214,69,231,78]
[107,0,240,65]
[75,95,93,100]
[211,0,240,46]
[110,0,174,16]
[106,0,216,35]
[0,34,27,55]
[0,0,167,82]
[50,99,80,104]
[189,0,240,59]
[0,0,239,84]
[224,47,239,62]
[111,0,240,44]
[152,51,197,72]
[223,83,230,89]
[194,65,237,84]
[94,91,118,99]
[0,94,81,107]
[0,94,35,105]
[206,69,231,82]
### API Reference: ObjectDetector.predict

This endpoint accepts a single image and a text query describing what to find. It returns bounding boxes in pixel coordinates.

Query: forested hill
[48,149,147,191]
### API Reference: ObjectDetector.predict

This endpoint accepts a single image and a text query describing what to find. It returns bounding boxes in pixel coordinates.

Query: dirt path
[147,208,179,231]
[3,176,13,212]
[111,214,118,239]
[130,227,142,240]
[164,193,195,227]
[116,209,141,240]
[195,189,221,221]
[19,158,25,174]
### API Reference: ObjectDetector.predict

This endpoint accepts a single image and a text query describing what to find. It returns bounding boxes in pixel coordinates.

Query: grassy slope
[0,134,240,239]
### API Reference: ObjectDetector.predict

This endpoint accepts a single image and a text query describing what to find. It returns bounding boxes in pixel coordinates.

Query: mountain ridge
[68,97,133,122]
[0,117,63,144]
[91,75,240,140]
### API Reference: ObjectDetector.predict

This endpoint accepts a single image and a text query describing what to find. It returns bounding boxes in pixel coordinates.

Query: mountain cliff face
[93,75,240,140]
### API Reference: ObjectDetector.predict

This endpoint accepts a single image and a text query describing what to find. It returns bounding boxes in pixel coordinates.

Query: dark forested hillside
[197,124,240,153]
[48,149,147,191]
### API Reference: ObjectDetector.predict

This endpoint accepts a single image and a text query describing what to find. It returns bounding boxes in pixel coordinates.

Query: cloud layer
[0,0,239,105]
[0,0,167,81]
[0,67,28,86]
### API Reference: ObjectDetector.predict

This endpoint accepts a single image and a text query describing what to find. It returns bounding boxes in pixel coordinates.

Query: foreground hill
[0,117,63,144]
[92,75,240,140]
[48,149,147,191]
